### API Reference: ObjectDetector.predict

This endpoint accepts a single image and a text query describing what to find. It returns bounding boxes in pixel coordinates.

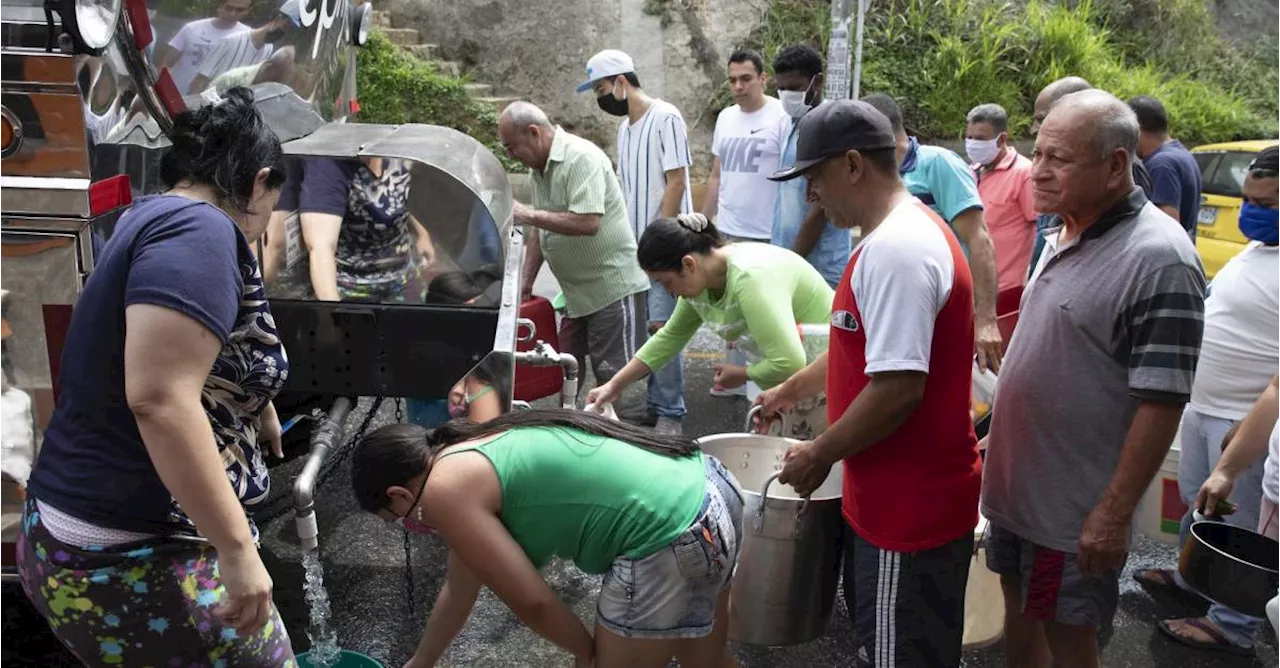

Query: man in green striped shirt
[500,102,652,404]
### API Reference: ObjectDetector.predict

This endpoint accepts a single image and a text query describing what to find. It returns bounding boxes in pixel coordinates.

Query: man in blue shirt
[770,44,850,289]
[1129,95,1202,240]
[861,92,1003,373]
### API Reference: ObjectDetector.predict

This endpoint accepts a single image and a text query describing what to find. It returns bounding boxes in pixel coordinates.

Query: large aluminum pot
[696,428,843,646]
[1179,511,1279,617]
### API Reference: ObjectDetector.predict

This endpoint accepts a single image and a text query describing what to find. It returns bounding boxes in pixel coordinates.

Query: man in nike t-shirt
[700,48,790,397]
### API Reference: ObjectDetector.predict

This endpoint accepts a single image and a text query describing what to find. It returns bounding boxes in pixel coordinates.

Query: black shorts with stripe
[843,524,973,668]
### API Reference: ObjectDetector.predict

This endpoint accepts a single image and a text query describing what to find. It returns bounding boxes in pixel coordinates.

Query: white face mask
[965,137,1002,166]
[779,90,810,119]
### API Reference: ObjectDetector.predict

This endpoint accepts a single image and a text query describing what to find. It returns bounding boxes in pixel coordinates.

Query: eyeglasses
[1248,168,1278,179]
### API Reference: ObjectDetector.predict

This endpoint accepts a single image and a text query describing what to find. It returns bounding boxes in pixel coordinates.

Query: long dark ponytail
[351,409,699,513]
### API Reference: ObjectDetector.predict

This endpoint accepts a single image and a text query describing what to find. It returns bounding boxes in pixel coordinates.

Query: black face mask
[596,93,628,117]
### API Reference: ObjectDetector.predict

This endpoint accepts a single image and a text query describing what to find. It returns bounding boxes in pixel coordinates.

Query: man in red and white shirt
[762,99,982,667]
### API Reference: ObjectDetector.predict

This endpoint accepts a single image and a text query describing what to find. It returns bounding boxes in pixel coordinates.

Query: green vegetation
[356,31,523,171]
[715,0,1276,144]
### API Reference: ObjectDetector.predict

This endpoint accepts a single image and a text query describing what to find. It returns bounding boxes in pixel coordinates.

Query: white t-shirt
[1189,243,1279,420]
[850,197,955,373]
[711,97,789,240]
[193,31,273,92]
[165,18,248,95]
[616,99,693,240]
[1264,421,1278,505]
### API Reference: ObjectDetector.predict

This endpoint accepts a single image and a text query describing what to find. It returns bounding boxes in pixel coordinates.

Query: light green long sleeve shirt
[635,243,836,389]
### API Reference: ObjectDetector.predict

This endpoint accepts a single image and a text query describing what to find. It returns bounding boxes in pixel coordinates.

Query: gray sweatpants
[559,291,648,398]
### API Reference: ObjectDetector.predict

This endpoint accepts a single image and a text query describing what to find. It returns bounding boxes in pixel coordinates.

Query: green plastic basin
[296,649,384,668]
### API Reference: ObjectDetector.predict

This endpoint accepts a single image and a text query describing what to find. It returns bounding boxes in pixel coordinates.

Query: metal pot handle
[756,472,811,537]
[745,405,779,434]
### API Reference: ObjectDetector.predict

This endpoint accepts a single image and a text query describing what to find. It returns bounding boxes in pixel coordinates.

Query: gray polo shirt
[981,189,1206,554]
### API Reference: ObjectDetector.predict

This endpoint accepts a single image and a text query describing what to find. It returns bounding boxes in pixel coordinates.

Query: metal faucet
[294,397,355,552]
[514,341,579,409]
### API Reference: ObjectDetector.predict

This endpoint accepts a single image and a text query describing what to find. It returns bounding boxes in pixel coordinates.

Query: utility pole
[824,0,867,101]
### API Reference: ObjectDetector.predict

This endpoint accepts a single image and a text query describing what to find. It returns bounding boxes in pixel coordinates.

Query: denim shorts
[596,454,745,639]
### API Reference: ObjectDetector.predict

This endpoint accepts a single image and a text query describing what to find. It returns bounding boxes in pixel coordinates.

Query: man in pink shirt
[966,103,1037,292]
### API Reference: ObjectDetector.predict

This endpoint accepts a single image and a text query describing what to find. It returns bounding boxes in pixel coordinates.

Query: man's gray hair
[966,103,1009,133]
[500,101,552,130]
[1054,89,1139,162]
[1040,76,1092,105]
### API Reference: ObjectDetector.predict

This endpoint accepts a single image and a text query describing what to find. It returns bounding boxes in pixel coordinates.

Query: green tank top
[439,426,706,574]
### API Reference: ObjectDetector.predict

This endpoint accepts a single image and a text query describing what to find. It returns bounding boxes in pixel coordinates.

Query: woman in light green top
[351,409,744,668]
[586,213,835,414]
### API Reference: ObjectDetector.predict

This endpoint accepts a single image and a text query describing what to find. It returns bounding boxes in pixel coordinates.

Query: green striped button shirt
[530,128,650,318]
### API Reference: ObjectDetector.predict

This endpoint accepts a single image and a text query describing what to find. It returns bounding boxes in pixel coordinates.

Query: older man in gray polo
[980,90,1205,667]
[499,101,651,407]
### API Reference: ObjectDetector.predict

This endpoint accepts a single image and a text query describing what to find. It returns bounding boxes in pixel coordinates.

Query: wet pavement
[4,265,1277,667]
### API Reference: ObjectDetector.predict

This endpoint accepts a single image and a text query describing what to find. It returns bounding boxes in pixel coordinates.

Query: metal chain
[395,397,404,423]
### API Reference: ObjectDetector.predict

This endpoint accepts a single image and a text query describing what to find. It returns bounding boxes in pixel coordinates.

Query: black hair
[464,352,513,411]
[860,148,899,175]
[159,87,287,214]
[1127,95,1169,134]
[636,216,725,273]
[1249,146,1279,174]
[623,72,641,88]
[860,93,904,134]
[772,44,823,78]
[728,49,765,75]
[425,264,502,306]
[351,408,698,513]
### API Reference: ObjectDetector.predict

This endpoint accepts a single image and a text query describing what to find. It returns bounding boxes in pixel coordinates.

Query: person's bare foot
[1157,617,1253,655]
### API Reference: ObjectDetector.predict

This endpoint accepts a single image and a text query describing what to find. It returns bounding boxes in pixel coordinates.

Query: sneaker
[615,405,658,427]
[654,416,683,436]
[709,384,747,398]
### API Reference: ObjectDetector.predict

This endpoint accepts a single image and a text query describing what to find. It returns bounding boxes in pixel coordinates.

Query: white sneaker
[654,417,683,436]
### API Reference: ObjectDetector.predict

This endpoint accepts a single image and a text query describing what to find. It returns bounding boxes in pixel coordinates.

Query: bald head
[498,101,555,171]
[499,101,552,133]
[1032,76,1092,134]
[1050,89,1139,163]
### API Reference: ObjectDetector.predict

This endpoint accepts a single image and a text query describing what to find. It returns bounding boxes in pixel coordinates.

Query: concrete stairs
[370,10,518,112]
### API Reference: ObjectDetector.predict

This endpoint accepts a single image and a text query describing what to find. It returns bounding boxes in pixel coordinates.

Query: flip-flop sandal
[1132,568,1180,590]
[1157,617,1253,656]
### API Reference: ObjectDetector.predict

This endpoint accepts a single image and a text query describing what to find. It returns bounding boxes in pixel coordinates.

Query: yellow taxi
[1191,139,1280,279]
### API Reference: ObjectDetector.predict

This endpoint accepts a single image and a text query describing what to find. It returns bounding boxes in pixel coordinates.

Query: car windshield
[1199,151,1257,198]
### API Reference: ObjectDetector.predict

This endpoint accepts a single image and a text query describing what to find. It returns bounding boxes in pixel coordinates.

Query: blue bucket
[296,649,384,668]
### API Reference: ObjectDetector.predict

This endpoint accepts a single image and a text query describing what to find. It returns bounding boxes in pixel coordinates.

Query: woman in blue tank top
[17,88,295,667]
[352,409,746,668]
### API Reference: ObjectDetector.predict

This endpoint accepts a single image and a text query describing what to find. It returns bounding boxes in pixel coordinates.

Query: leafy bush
[715,0,1276,144]
[355,31,524,171]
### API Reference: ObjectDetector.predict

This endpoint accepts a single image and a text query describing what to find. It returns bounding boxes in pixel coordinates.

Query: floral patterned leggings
[16,499,296,667]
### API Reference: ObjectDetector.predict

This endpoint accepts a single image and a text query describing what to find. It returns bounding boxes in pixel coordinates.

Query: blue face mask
[1238,202,1279,245]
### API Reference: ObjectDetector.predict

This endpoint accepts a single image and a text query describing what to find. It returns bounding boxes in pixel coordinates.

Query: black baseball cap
[767,99,897,181]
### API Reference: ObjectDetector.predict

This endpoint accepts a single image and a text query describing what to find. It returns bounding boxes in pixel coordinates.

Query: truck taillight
[124,0,153,49]
[0,106,19,159]
[89,175,132,216]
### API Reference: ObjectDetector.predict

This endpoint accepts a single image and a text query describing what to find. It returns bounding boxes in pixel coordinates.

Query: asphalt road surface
[4,265,1276,667]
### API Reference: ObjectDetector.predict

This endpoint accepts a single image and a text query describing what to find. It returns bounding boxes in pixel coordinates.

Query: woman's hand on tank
[416,235,437,266]
[214,544,275,634]
[712,363,748,390]
[258,402,284,459]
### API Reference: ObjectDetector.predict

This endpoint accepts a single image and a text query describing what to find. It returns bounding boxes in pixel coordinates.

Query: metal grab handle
[516,317,536,343]
[745,404,779,434]
[756,472,811,537]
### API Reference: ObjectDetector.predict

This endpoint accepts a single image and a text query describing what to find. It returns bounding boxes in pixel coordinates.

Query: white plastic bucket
[1136,426,1185,546]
